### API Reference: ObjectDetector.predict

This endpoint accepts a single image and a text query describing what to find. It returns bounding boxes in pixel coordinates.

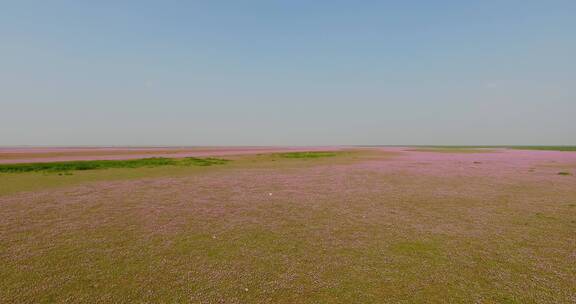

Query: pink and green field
[1,147,575,303]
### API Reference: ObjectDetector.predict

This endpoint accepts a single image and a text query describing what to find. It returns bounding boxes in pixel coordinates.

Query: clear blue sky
[1,1,574,146]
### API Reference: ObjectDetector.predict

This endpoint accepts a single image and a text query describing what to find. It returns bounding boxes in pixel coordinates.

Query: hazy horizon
[2,1,575,146]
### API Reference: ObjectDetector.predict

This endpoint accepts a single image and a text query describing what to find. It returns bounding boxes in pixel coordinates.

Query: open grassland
[1,148,576,303]
[508,146,576,152]
[0,146,344,164]
[408,148,498,153]
[411,146,576,152]
[275,151,341,158]
[0,157,229,173]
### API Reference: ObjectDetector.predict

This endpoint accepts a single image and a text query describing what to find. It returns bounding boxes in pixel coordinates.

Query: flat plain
[1,146,575,303]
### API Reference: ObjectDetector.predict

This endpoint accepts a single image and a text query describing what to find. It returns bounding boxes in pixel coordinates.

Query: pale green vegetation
[509,146,576,151]
[276,151,341,158]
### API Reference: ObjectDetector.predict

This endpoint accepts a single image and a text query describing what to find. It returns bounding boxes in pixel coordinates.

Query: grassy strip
[0,157,229,173]
[276,151,340,159]
[414,146,496,149]
[409,148,495,154]
[413,146,576,152]
[508,146,576,152]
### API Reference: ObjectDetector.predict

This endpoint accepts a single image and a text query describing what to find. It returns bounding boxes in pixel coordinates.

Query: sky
[1,1,575,146]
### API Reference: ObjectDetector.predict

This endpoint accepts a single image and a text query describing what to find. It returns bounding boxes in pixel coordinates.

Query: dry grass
[1,149,575,303]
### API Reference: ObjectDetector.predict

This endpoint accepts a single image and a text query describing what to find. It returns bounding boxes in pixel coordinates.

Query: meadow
[0,157,229,173]
[1,147,575,303]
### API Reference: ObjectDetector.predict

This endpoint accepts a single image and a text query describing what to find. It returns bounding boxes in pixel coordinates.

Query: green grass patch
[509,146,576,152]
[0,157,229,173]
[390,240,443,258]
[409,148,495,154]
[276,151,340,159]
